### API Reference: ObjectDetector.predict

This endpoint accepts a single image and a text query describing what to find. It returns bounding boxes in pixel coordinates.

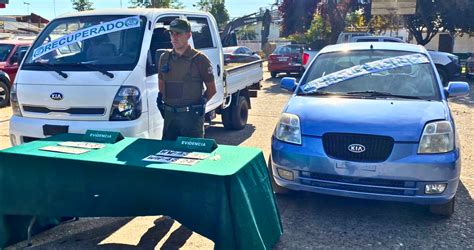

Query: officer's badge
[207,66,213,75]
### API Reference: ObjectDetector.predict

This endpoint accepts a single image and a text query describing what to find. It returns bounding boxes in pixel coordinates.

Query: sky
[0,0,277,21]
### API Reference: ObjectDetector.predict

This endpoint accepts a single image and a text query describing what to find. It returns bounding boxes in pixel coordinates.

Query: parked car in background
[0,40,31,107]
[268,44,304,78]
[223,46,261,65]
[271,42,470,216]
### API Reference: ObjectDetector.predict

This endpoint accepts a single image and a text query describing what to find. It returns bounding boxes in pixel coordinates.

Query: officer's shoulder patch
[207,66,213,75]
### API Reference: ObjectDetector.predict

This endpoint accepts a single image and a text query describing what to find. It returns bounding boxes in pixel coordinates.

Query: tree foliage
[71,0,94,11]
[405,0,474,45]
[129,0,184,9]
[278,0,319,37]
[319,0,355,44]
[288,13,331,44]
[195,0,229,29]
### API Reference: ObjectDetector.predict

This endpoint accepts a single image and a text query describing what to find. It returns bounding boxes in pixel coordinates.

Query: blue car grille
[323,133,394,162]
[299,172,417,196]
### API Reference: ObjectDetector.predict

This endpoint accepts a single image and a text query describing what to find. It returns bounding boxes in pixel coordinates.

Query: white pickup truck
[9,9,263,145]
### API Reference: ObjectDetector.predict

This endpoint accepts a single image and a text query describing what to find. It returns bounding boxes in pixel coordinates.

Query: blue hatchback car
[270,43,470,216]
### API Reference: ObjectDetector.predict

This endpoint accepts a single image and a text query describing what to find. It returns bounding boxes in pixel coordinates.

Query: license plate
[43,124,69,136]
[278,57,288,62]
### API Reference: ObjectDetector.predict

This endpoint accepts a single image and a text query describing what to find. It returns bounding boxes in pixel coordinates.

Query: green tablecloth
[0,134,282,249]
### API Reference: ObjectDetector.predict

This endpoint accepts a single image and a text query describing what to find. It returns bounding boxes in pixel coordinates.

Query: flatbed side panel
[225,61,263,95]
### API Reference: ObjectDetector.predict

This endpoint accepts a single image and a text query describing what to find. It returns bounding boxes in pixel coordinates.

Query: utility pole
[23,1,31,29]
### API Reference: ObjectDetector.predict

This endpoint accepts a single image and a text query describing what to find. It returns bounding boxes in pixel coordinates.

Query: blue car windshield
[300,50,440,100]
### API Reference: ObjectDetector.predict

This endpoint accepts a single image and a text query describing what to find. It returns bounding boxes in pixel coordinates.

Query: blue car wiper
[346,91,422,100]
[298,91,341,96]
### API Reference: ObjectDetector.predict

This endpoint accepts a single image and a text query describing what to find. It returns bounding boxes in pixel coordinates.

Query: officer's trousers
[162,110,205,141]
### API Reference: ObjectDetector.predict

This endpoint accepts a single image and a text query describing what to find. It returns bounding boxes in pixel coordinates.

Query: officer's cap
[168,18,191,33]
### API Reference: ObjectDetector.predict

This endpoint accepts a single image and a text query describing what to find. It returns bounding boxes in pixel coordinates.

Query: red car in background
[268,44,304,78]
[0,40,31,107]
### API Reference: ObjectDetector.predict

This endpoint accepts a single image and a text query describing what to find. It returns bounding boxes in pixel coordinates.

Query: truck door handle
[217,64,221,77]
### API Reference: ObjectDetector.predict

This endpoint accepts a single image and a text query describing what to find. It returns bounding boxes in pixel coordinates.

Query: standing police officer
[157,18,216,140]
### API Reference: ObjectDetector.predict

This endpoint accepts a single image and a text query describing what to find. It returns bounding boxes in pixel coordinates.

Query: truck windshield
[300,50,440,100]
[22,15,146,71]
[0,44,14,62]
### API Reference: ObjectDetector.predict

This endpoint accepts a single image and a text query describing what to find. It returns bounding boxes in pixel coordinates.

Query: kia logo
[348,144,366,153]
[50,92,63,101]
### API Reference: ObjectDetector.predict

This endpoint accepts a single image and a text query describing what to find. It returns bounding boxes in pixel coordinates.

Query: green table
[0,134,282,249]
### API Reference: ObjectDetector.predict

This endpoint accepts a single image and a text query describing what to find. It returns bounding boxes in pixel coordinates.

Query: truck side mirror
[280,77,297,92]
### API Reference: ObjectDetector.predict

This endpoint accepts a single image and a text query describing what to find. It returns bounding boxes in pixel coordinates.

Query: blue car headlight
[274,113,301,145]
[418,121,454,154]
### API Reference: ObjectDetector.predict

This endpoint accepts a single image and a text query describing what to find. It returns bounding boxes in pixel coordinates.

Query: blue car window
[301,51,440,100]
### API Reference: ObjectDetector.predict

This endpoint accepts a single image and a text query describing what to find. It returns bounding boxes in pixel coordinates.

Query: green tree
[405,0,474,45]
[195,0,229,29]
[129,0,184,9]
[288,13,331,44]
[320,0,355,44]
[279,0,319,37]
[71,0,94,11]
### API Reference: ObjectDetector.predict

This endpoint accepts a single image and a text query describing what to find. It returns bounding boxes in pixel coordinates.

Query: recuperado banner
[32,15,141,60]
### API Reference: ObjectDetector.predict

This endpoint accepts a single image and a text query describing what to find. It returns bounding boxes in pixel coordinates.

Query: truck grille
[322,133,394,162]
[23,106,106,115]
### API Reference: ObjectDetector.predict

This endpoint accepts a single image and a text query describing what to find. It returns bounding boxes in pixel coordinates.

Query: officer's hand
[156,93,165,117]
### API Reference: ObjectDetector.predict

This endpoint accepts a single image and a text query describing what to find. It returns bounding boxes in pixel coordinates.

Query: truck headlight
[10,83,22,117]
[109,86,142,121]
[418,121,454,154]
[274,113,301,145]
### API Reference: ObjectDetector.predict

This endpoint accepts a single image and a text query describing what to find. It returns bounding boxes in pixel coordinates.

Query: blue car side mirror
[444,81,470,98]
[281,77,297,92]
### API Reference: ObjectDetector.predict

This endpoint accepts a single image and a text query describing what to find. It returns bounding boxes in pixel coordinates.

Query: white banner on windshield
[302,53,430,94]
[32,16,141,60]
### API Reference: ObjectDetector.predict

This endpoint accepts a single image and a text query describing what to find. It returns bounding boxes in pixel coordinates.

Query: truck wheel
[270,71,277,78]
[436,66,448,87]
[221,107,233,129]
[230,96,248,130]
[0,81,10,108]
[430,197,455,217]
[268,156,291,194]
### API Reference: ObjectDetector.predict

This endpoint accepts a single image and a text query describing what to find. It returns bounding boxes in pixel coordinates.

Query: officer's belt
[163,104,202,113]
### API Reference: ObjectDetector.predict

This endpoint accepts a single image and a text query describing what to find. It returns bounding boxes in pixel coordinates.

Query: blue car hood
[286,96,449,142]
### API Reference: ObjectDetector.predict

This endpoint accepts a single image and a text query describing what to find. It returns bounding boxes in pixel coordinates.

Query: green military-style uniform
[158,46,214,140]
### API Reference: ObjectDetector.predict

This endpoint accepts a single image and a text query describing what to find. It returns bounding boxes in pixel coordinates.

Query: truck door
[185,15,224,110]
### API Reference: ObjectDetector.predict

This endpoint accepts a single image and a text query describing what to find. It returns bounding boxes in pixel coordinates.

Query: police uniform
[158,23,214,140]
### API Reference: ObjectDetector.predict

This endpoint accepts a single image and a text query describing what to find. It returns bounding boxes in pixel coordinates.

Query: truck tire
[430,197,455,217]
[268,156,291,194]
[221,107,233,129]
[270,71,277,78]
[0,80,10,108]
[230,96,248,130]
[436,66,448,87]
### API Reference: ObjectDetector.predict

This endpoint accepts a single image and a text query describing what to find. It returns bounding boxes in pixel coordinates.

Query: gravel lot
[1,67,473,249]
